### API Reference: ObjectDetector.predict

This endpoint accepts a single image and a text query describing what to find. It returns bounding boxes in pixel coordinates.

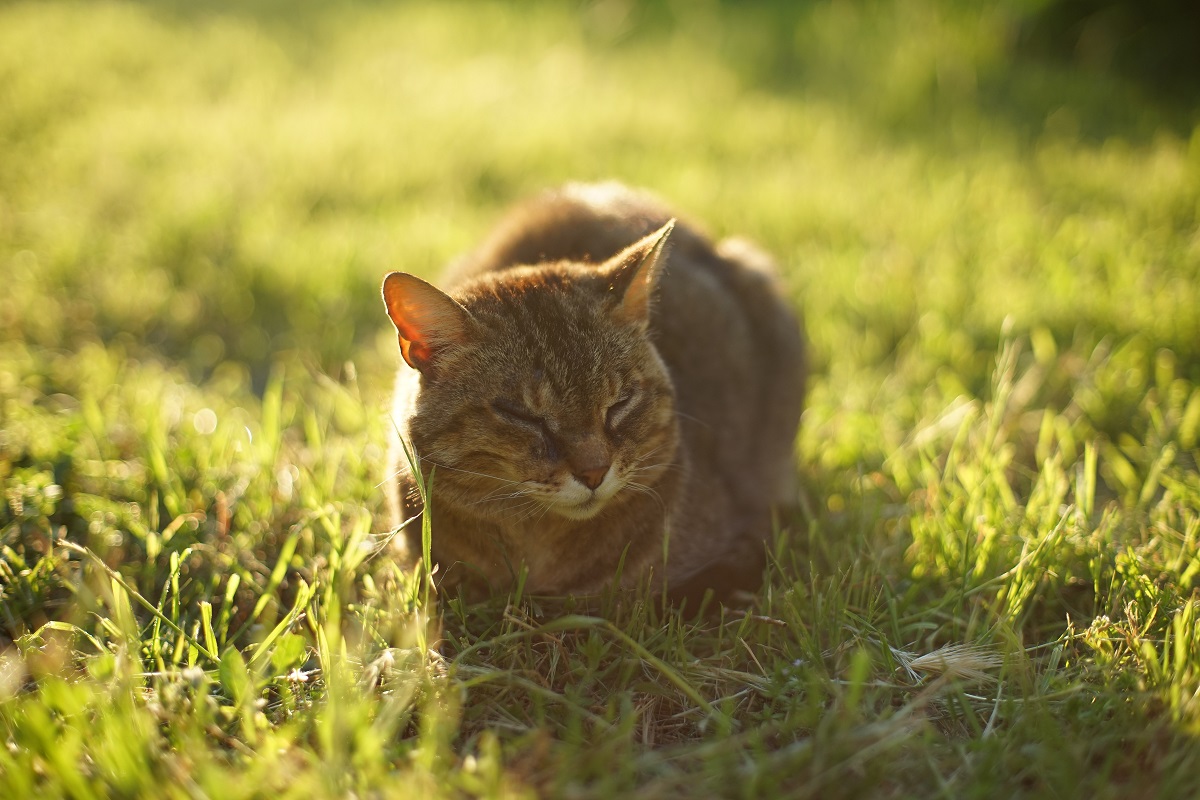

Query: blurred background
[2,0,1198,400]
[3,4,1200,791]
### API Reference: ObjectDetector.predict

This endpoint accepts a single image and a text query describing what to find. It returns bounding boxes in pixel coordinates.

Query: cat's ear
[603,219,674,326]
[382,272,472,374]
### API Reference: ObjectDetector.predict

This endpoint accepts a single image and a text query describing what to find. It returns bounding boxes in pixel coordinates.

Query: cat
[382,182,806,600]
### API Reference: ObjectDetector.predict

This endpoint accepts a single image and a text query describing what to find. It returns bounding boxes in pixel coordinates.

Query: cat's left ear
[382,272,473,375]
[603,220,674,327]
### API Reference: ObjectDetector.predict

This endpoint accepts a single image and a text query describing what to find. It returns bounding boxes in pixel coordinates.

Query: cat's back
[446,182,697,284]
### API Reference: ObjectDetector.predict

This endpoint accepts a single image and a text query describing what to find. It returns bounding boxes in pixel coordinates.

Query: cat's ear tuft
[382,272,472,374]
[603,219,674,326]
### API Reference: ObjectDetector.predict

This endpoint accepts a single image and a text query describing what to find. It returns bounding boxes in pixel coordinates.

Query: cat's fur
[383,182,805,599]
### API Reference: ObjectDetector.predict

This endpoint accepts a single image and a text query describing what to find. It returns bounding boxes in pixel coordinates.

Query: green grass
[3,0,1200,796]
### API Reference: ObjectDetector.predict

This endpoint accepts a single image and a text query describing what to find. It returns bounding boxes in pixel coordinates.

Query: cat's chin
[546,496,609,521]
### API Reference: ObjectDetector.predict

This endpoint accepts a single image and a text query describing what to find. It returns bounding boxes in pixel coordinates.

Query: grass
[2,0,1199,796]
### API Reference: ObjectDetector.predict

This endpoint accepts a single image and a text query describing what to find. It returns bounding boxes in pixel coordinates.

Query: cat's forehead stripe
[465,279,629,402]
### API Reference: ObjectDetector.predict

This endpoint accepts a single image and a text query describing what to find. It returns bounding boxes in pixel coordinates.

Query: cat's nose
[566,435,611,491]
[574,465,609,491]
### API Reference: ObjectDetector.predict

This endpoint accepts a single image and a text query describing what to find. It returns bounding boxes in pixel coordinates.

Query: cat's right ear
[603,219,675,328]
[382,272,472,375]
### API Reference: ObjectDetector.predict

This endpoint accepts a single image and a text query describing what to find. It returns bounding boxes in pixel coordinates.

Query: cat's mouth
[526,466,624,521]
[543,477,622,520]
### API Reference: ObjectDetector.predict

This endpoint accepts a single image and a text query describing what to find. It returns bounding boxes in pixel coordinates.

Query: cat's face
[407,288,678,522]
[385,223,679,523]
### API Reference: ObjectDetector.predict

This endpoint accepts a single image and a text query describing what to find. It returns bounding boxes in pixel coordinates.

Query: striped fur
[383,183,806,599]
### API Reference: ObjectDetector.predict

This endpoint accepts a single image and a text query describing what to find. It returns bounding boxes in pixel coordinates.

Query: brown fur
[383,183,806,599]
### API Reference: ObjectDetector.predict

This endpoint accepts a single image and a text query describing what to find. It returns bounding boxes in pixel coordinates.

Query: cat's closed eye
[492,400,559,458]
[491,400,545,428]
[605,388,637,432]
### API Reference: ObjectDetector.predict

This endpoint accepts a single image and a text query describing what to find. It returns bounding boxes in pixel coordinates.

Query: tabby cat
[382,183,805,599]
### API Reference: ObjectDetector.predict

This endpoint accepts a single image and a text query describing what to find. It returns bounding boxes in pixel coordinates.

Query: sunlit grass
[2,0,1199,797]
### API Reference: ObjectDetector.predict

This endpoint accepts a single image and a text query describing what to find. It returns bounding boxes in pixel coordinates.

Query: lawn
[2,1,1199,797]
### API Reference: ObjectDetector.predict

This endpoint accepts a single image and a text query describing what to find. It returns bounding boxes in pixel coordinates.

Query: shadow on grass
[651,0,1200,146]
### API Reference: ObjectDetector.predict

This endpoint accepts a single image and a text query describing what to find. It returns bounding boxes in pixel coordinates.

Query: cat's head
[383,222,679,522]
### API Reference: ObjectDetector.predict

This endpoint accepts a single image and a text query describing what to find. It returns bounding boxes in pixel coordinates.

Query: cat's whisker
[632,443,668,461]
[507,498,549,525]
[466,487,537,508]
[471,479,532,501]
[627,444,681,474]
[531,499,557,525]
[674,410,711,429]
[626,461,680,480]
[496,504,528,522]
[625,481,667,513]
[378,447,520,491]
[375,456,447,487]
[417,457,523,488]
